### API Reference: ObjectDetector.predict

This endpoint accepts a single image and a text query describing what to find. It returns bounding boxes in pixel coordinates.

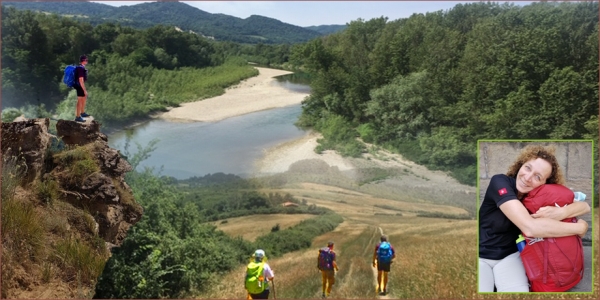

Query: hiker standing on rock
[245,249,275,299]
[373,235,395,295]
[317,241,338,298]
[478,144,589,292]
[74,54,91,122]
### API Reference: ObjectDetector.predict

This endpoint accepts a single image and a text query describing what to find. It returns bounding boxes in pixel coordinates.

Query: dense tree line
[290,2,599,184]
[176,173,332,221]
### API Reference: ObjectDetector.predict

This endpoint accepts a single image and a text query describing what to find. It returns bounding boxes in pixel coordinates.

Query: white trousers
[479,252,529,292]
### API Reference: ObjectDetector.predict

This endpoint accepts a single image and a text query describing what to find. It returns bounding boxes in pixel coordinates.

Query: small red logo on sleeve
[498,188,507,196]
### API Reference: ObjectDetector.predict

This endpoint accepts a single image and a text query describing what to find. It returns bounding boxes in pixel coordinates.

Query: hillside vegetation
[80,140,342,298]
[289,1,599,185]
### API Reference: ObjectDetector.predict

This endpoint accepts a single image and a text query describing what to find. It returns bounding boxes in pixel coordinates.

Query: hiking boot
[321,293,326,298]
[80,112,90,117]
[75,116,85,122]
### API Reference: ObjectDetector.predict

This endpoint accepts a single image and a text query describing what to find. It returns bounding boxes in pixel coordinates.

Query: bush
[54,145,100,185]
[357,123,376,143]
[271,224,280,232]
[314,115,365,157]
[36,178,60,205]
[1,107,22,122]
[255,213,343,257]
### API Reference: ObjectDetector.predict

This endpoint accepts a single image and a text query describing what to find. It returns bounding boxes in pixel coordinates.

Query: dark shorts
[377,261,391,272]
[73,85,85,97]
[249,289,270,299]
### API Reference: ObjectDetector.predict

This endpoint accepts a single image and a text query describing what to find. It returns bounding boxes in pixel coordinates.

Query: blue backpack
[377,241,393,263]
[63,65,78,88]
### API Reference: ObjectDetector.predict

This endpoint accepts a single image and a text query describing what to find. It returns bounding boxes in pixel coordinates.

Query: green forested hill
[2,1,325,44]
[290,1,599,185]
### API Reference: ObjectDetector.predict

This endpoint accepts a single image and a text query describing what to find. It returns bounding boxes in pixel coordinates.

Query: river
[108,74,310,179]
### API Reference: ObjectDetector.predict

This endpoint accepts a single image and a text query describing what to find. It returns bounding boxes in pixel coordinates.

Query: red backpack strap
[543,240,549,284]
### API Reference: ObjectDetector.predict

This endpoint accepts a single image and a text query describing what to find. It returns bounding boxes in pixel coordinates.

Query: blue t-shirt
[479,174,521,260]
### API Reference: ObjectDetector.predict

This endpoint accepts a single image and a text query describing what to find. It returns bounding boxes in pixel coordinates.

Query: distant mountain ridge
[2,1,346,44]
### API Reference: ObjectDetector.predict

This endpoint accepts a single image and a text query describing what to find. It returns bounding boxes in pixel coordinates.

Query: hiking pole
[272,279,277,299]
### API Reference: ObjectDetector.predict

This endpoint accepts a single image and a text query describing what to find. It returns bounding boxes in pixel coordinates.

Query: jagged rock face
[2,118,143,246]
[56,119,107,146]
[1,118,52,185]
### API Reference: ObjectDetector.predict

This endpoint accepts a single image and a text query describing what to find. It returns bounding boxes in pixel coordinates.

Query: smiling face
[515,158,552,193]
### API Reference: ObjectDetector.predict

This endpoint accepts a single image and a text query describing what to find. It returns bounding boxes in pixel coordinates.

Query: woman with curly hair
[478,144,590,292]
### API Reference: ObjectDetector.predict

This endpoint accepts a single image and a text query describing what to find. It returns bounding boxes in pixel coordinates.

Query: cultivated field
[213,214,315,241]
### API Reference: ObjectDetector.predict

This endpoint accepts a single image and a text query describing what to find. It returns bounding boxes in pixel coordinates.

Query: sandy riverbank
[254,131,355,174]
[159,67,309,122]
[159,66,473,194]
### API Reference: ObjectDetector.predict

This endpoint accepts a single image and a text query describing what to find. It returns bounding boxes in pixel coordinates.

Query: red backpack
[520,184,584,292]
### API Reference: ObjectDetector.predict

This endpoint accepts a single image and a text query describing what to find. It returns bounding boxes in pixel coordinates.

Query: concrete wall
[479,141,593,180]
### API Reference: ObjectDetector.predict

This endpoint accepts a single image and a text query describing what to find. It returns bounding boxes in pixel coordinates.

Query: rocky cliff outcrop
[1,118,53,185]
[1,118,143,246]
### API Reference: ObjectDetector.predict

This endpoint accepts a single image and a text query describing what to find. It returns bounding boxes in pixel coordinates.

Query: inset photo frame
[477,140,594,294]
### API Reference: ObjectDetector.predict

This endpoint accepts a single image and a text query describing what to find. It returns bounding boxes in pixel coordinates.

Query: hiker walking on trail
[74,54,90,122]
[317,241,338,298]
[245,249,275,299]
[373,235,395,295]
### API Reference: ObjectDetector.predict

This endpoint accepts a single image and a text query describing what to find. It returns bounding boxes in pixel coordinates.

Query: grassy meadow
[196,175,597,299]
[196,179,478,299]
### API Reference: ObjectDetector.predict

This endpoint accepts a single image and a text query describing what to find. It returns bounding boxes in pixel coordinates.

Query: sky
[91,1,534,27]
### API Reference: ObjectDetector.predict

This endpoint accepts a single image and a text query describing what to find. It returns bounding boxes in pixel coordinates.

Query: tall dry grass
[52,238,108,284]
[1,154,46,264]
[386,221,476,298]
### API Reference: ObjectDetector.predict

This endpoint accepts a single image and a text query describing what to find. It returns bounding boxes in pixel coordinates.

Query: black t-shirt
[75,65,87,85]
[479,174,521,260]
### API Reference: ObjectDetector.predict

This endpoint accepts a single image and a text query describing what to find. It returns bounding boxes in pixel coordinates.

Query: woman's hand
[532,201,590,220]
[532,206,564,220]
[577,219,588,239]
